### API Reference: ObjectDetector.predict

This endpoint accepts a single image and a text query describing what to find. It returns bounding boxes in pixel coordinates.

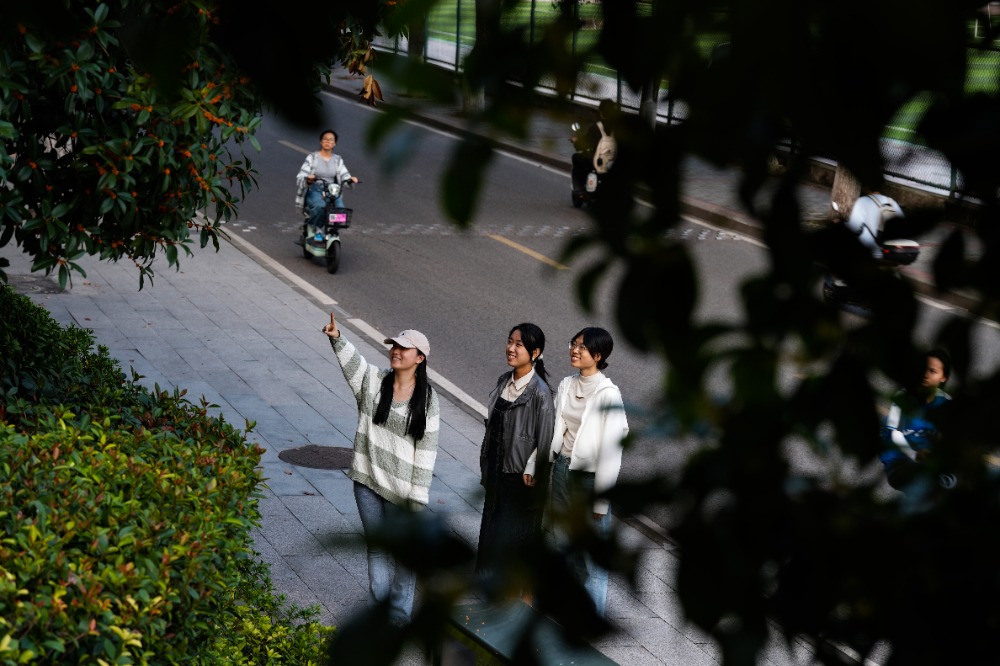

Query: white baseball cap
[384,329,430,357]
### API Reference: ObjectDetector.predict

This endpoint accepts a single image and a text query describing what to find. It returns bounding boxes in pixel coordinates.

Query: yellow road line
[486,234,568,270]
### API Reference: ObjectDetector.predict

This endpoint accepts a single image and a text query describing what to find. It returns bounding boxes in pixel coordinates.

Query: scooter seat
[880,239,919,265]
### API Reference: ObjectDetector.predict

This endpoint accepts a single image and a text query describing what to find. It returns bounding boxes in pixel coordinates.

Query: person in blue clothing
[880,348,953,491]
[295,129,359,238]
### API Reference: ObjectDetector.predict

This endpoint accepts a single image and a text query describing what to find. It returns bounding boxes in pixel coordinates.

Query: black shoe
[293,236,304,246]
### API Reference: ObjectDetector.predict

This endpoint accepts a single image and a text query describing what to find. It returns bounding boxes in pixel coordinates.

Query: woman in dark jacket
[476,323,555,576]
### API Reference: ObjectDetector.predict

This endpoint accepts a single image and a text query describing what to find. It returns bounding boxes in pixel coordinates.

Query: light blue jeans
[550,454,612,617]
[353,482,415,624]
[304,183,344,230]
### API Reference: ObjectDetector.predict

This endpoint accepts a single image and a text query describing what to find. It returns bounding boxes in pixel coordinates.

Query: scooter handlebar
[316,178,360,189]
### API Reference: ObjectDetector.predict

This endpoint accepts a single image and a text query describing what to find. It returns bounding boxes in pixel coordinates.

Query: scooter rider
[823,183,917,312]
[570,99,618,193]
[845,185,904,259]
[295,129,359,238]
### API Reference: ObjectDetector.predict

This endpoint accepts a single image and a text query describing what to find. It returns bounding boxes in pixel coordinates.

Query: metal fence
[373,0,999,199]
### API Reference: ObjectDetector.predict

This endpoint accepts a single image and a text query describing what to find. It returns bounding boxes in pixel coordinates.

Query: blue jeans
[353,482,415,624]
[304,183,344,229]
[550,454,612,617]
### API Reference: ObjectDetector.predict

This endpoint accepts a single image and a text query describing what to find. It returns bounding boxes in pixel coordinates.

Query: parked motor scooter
[300,178,357,274]
[570,121,603,208]
[822,200,920,313]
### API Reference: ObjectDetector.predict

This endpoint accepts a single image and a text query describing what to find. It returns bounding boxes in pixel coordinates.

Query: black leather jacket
[479,371,555,486]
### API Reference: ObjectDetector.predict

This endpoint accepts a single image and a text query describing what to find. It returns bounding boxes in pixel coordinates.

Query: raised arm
[323,312,377,403]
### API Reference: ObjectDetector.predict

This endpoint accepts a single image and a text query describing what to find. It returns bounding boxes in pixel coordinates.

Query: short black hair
[927,348,951,383]
[571,327,614,370]
[320,129,338,142]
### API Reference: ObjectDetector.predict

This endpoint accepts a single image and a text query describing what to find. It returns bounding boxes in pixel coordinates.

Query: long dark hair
[511,322,549,386]
[572,326,614,371]
[373,359,432,440]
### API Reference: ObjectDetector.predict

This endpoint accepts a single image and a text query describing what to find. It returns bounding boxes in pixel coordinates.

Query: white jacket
[539,373,628,514]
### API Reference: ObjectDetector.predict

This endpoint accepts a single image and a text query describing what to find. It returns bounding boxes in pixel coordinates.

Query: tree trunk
[462,0,500,114]
[407,13,426,61]
[462,84,485,114]
[639,77,659,129]
[830,164,861,222]
[406,13,427,97]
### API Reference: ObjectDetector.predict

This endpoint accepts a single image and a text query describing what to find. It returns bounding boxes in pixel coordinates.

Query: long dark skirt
[476,472,540,574]
[476,398,541,574]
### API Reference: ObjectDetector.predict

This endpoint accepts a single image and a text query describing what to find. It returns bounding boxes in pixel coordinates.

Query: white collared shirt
[501,367,535,402]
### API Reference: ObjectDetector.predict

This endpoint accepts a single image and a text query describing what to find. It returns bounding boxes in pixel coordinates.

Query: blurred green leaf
[933,227,968,292]
[442,137,492,226]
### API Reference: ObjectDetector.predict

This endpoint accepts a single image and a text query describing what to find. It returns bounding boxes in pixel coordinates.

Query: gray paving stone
[265,574,329,615]
[280,495,351,534]
[285,554,366,600]
[259,463,322,497]
[259,522,329,559]
[320,536,369,580]
[616,616,717,665]
[445,510,483,547]
[257,489,293,518]
[250,421,302,446]
[295,467,358,512]
[424,484,470,516]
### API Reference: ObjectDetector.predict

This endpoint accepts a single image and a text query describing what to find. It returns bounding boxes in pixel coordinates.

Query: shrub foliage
[0,286,331,663]
[1,285,132,425]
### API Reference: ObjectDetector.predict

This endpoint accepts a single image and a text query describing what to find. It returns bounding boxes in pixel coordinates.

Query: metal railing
[373,1,999,199]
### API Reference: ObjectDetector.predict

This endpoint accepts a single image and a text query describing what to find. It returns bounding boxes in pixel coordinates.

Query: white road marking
[279,139,310,155]
[347,318,489,417]
[225,233,337,306]
[680,213,766,248]
[916,295,953,312]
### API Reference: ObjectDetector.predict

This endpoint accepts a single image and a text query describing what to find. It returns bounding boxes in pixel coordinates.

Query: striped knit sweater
[331,335,440,510]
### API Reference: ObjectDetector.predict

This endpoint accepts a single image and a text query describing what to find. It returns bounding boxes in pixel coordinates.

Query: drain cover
[278,445,353,470]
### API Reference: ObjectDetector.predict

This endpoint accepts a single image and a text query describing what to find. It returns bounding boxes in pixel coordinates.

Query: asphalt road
[231,91,1000,530]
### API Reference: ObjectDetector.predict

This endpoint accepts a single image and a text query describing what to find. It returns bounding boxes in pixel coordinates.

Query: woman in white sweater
[295,129,359,236]
[322,313,439,625]
[541,326,628,617]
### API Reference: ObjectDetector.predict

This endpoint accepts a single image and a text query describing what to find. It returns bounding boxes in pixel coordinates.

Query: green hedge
[0,285,333,663]
[1,285,133,427]
[198,558,333,666]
